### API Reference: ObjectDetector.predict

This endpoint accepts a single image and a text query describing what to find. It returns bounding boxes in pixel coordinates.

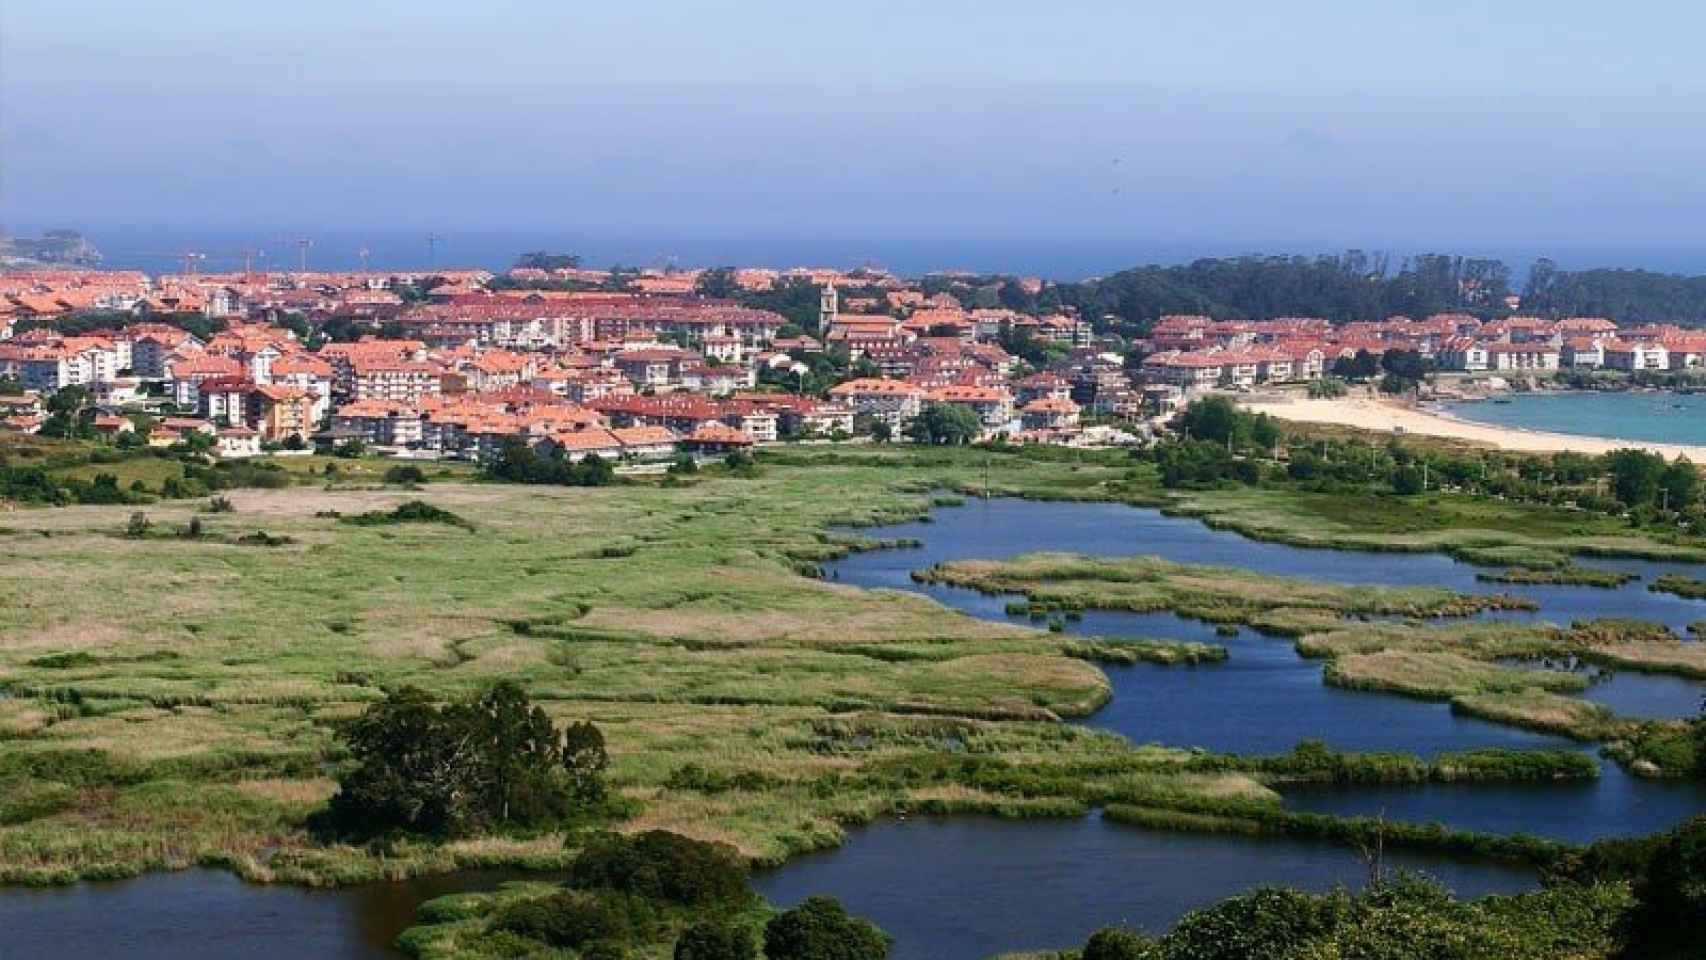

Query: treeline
[1524,258,1706,323]
[1049,253,1511,332]
[1153,398,1706,532]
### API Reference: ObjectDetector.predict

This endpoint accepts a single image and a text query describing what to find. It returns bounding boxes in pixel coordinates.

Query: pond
[0,868,526,960]
[826,497,1706,841]
[751,814,1534,960]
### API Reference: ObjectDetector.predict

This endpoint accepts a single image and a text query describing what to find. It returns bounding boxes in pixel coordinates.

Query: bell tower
[818,283,838,334]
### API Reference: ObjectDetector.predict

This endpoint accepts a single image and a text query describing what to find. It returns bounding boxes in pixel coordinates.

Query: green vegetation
[1650,573,1706,599]
[1032,872,1634,960]
[340,500,475,531]
[3,443,1706,892]
[399,829,885,960]
[904,403,982,446]
[1478,566,1637,588]
[311,683,609,841]
[913,552,1531,628]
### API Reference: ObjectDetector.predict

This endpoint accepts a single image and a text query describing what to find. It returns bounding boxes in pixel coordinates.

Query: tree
[562,719,610,802]
[1391,465,1425,496]
[312,684,606,840]
[1081,926,1158,960]
[1332,350,1380,381]
[1176,396,1242,444]
[695,267,740,299]
[763,897,888,960]
[569,830,748,907]
[1661,457,1699,511]
[904,403,982,446]
[674,921,758,960]
[1606,448,1667,507]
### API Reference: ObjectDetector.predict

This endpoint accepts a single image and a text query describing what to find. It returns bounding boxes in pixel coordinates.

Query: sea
[1443,390,1706,447]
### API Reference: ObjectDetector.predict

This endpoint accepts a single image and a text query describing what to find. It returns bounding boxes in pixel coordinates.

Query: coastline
[1239,396,1706,461]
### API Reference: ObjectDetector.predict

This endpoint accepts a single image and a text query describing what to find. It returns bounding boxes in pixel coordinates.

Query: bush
[495,891,650,949]
[340,500,472,530]
[124,512,151,538]
[763,896,888,960]
[1161,886,1344,960]
[1081,926,1158,960]
[384,464,428,485]
[568,830,749,907]
[674,921,759,960]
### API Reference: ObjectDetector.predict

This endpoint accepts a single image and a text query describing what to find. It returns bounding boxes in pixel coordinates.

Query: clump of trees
[905,403,983,445]
[1067,870,1633,959]
[763,896,889,960]
[312,682,609,840]
[485,438,618,487]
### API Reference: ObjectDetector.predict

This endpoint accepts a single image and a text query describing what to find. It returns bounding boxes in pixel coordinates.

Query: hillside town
[0,263,1116,460]
[0,261,1698,462]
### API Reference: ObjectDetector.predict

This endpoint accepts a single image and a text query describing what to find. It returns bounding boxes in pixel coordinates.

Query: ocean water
[1442,391,1706,446]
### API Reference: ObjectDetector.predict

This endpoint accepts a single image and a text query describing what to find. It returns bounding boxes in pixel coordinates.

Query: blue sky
[4,1,1704,274]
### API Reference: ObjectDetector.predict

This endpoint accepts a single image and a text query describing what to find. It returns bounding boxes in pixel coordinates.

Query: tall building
[818,283,838,334]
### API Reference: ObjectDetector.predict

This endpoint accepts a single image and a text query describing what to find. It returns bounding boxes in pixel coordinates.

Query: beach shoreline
[1239,395,1706,461]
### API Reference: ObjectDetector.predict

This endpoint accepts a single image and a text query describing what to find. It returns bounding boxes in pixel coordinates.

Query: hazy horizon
[8,2,1706,278]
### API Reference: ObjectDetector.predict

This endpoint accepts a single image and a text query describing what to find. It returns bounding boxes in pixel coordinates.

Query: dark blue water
[0,868,524,960]
[751,814,1534,960]
[829,498,1706,634]
[826,497,1706,841]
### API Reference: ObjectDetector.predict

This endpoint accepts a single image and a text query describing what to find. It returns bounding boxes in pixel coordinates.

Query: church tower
[818,282,838,334]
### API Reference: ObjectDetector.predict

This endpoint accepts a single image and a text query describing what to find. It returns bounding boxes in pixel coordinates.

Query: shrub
[123,511,152,538]
[763,896,888,960]
[384,464,428,485]
[1161,886,1344,960]
[340,500,472,530]
[673,921,759,960]
[495,891,649,949]
[207,495,235,513]
[567,830,748,907]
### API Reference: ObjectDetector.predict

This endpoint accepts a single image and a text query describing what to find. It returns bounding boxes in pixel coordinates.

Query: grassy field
[3,444,1704,886]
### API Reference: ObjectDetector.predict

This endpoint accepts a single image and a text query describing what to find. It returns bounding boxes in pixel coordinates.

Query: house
[1019,396,1082,431]
[1601,340,1669,372]
[215,426,262,458]
[348,358,442,403]
[1140,350,1222,390]
[827,378,927,431]
[1436,337,1489,372]
[928,385,1013,428]
[252,385,318,441]
[1486,343,1560,372]
[1561,338,1605,369]
[681,423,757,454]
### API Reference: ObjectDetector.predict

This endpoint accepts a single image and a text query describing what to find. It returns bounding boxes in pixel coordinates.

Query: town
[4,257,1701,468]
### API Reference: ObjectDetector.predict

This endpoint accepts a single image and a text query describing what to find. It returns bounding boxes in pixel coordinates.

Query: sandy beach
[1239,396,1706,461]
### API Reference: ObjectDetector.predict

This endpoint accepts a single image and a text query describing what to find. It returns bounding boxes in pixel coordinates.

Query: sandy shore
[1240,396,1706,461]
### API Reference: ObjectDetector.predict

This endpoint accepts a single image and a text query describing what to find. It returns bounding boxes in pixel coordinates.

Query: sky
[4,1,1706,276]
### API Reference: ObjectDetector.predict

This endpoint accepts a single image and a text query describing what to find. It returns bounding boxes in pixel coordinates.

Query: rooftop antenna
[358,246,371,272]
[426,233,445,267]
[295,237,313,273]
[240,247,264,277]
[180,251,206,278]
